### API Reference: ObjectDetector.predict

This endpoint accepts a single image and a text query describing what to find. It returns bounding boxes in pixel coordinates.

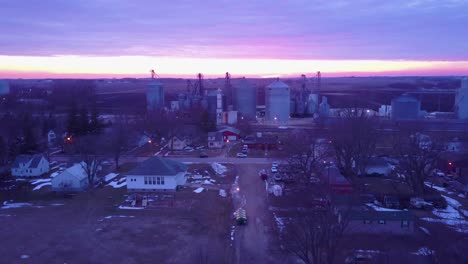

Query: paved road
[234,163,278,264]
[50,155,274,165]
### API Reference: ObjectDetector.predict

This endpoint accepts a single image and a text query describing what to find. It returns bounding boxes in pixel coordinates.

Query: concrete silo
[391,94,421,120]
[235,78,257,120]
[146,79,164,111]
[0,80,10,96]
[265,79,290,123]
[307,94,319,114]
[455,78,468,119]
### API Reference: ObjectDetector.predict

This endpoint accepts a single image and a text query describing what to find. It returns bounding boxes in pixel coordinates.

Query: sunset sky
[1,0,467,78]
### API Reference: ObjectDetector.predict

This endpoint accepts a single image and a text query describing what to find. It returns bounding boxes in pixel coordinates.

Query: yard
[0,181,234,263]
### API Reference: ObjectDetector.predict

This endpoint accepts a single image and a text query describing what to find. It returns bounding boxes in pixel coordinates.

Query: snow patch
[118,206,144,210]
[32,182,51,191]
[219,189,227,198]
[107,181,127,188]
[193,187,204,193]
[211,162,227,176]
[103,215,135,219]
[366,203,403,212]
[414,247,434,256]
[30,178,51,185]
[50,172,60,178]
[1,202,32,209]
[104,173,119,182]
[419,226,430,235]
[273,212,286,233]
[20,255,30,259]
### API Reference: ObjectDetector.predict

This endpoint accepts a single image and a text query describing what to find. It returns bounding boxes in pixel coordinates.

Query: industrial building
[455,78,468,119]
[391,94,421,120]
[235,77,257,120]
[0,80,10,96]
[146,73,165,111]
[265,79,290,123]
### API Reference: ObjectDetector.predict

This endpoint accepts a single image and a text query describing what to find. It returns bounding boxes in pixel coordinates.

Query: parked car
[199,152,208,158]
[259,169,268,181]
[183,146,194,151]
[242,145,249,154]
[383,195,400,209]
[271,166,278,173]
[236,153,247,158]
[410,197,433,210]
[272,161,279,167]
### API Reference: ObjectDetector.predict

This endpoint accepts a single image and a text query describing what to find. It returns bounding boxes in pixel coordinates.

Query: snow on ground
[211,162,227,176]
[421,195,468,233]
[20,255,30,259]
[193,187,204,193]
[366,203,403,212]
[103,215,135,219]
[203,179,213,185]
[273,212,286,233]
[413,247,434,256]
[107,180,126,188]
[230,225,235,242]
[219,189,227,197]
[104,173,119,182]
[32,182,51,191]
[0,214,14,217]
[30,178,51,185]
[1,202,32,209]
[458,193,466,198]
[50,172,60,178]
[424,182,450,193]
[118,206,144,210]
[419,226,431,235]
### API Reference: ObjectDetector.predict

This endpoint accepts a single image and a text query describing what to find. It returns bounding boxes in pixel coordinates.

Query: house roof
[367,157,390,168]
[208,132,222,141]
[12,154,46,169]
[126,157,188,176]
[55,163,87,181]
[219,127,240,135]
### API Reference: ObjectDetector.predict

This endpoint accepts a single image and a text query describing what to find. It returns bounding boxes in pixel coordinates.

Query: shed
[51,163,88,192]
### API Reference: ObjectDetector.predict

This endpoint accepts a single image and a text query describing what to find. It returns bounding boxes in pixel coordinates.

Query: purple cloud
[0,0,467,60]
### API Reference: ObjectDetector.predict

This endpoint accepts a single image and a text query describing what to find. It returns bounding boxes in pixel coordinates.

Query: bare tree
[392,128,443,196]
[330,108,378,179]
[284,130,332,183]
[283,206,349,264]
[108,116,130,169]
[75,135,106,187]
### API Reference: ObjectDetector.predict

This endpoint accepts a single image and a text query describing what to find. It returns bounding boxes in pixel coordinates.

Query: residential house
[126,157,188,192]
[364,157,392,177]
[345,210,414,235]
[219,127,241,142]
[51,163,88,192]
[11,154,50,177]
[208,132,224,149]
[438,151,468,184]
[169,135,191,150]
[446,138,465,153]
[47,130,57,147]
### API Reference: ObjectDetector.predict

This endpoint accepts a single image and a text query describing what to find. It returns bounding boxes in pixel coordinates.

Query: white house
[126,157,188,192]
[169,136,190,150]
[208,132,224,149]
[11,154,50,177]
[51,163,88,192]
[47,130,57,147]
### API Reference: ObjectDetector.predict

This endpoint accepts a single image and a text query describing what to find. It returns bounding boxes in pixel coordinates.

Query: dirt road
[235,164,280,264]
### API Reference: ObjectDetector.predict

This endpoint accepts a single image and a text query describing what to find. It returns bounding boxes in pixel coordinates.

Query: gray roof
[267,80,289,89]
[126,157,187,176]
[219,127,240,135]
[12,154,45,169]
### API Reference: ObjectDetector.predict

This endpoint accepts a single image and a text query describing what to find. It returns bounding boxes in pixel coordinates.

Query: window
[156,176,165,185]
[144,176,148,185]
[378,220,386,224]
[401,220,409,228]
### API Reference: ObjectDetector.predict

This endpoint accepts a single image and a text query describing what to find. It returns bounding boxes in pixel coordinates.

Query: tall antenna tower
[193,73,204,96]
[225,72,232,107]
[316,71,321,93]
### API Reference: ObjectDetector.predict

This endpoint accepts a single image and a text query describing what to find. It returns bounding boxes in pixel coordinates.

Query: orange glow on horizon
[0,55,467,78]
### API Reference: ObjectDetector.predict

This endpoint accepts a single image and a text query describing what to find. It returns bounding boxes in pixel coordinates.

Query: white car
[236,153,247,158]
[271,166,278,173]
[272,161,279,167]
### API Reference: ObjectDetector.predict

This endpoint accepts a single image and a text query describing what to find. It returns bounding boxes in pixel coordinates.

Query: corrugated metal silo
[0,80,10,96]
[456,77,468,119]
[391,94,421,120]
[235,78,257,120]
[265,79,290,123]
[146,79,164,111]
